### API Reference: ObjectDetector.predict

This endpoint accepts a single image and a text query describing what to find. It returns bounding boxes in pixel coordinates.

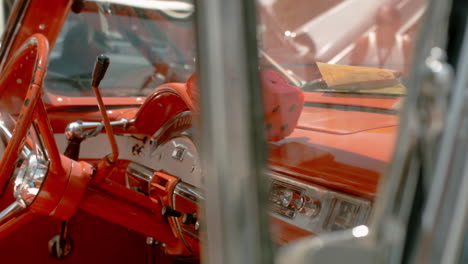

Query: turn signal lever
[64,119,131,160]
[65,119,131,141]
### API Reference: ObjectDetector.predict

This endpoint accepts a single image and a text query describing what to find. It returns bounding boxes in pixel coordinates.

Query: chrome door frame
[195,0,274,263]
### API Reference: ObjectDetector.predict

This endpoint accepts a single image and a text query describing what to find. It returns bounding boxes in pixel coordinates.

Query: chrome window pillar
[412,11,468,264]
[195,0,273,263]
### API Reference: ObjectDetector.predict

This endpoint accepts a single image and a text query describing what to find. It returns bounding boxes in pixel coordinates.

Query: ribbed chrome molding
[268,171,371,235]
[167,168,372,237]
[126,157,372,237]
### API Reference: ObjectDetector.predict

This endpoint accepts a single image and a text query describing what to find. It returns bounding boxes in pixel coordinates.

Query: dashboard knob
[161,206,182,218]
[182,213,197,225]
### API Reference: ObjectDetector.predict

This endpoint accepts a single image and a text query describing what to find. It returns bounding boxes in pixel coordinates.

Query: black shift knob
[92,54,110,87]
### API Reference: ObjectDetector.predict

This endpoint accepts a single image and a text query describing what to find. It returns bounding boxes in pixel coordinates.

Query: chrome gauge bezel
[0,112,49,208]
[13,154,49,206]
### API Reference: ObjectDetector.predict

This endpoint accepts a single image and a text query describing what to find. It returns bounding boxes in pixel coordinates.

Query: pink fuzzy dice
[261,70,304,141]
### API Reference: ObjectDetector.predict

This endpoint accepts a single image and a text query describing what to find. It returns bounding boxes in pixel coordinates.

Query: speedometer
[150,135,203,188]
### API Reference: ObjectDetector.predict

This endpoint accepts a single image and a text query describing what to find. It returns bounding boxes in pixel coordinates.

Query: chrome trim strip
[268,170,371,234]
[0,117,13,144]
[87,0,194,13]
[0,113,31,158]
[0,201,25,225]
[181,223,199,239]
[269,164,376,198]
[171,182,199,252]
[170,168,371,236]
[151,111,192,144]
[126,162,154,182]
[173,183,202,241]
[174,182,204,202]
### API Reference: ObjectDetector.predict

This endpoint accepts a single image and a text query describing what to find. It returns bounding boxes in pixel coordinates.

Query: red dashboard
[0,0,417,263]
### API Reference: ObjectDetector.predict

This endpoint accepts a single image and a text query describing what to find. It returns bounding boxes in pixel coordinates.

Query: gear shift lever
[91,54,119,164]
[50,55,116,258]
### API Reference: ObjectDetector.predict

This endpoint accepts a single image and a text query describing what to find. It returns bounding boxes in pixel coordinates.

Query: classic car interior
[3,0,461,263]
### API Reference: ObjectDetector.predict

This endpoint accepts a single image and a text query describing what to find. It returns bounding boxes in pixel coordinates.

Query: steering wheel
[0,33,51,193]
[0,34,93,238]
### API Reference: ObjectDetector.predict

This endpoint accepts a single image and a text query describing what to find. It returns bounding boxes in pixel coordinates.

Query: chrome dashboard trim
[126,162,154,182]
[0,201,25,225]
[270,180,306,219]
[151,111,192,145]
[268,170,372,234]
[174,182,204,202]
[124,158,371,238]
[269,164,376,198]
[125,162,154,194]
[172,182,203,241]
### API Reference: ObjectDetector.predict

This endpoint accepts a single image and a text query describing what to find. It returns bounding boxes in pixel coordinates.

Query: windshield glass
[45,0,420,99]
[45,1,195,97]
[255,0,426,244]
[258,0,424,96]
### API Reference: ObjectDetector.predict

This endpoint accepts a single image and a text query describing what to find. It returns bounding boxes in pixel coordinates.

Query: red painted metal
[0,34,95,238]
[92,84,120,164]
[134,87,190,135]
[78,188,181,248]
[48,158,93,219]
[3,0,72,70]
[0,210,34,239]
[0,0,421,262]
[0,34,51,196]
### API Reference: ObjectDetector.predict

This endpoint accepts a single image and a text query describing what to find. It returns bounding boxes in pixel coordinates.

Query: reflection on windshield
[45,1,195,97]
[258,0,425,84]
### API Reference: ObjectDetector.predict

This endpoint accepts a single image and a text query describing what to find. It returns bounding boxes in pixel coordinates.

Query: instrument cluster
[149,135,203,188]
[115,113,373,250]
[123,132,372,248]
